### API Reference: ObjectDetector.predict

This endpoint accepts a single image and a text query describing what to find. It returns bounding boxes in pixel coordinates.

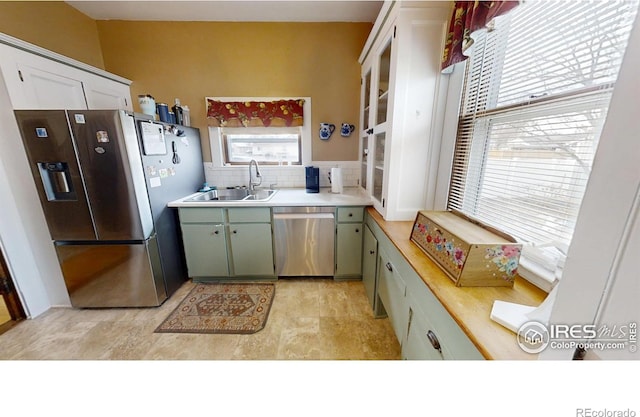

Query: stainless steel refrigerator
[14,109,205,308]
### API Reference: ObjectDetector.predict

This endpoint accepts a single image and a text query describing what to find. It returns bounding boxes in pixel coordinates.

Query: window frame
[207,96,312,167]
[445,1,637,247]
[221,127,303,166]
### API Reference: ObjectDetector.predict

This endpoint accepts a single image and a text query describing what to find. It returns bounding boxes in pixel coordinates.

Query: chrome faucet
[248,159,262,190]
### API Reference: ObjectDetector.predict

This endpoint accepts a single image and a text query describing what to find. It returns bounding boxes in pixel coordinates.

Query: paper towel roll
[331,167,343,193]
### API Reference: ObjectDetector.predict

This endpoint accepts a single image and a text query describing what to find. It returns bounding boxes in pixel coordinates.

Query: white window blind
[449,0,639,246]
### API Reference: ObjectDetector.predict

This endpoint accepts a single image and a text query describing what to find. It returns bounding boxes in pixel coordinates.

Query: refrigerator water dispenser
[38,162,76,201]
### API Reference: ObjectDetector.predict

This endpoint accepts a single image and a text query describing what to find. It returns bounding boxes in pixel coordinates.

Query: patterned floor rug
[155,283,275,334]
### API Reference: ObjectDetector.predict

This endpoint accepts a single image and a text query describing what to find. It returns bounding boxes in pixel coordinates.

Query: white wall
[0,71,70,316]
[540,11,640,359]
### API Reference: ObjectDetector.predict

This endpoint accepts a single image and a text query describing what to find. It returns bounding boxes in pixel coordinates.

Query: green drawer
[337,207,364,223]
[227,207,271,223]
[179,207,225,223]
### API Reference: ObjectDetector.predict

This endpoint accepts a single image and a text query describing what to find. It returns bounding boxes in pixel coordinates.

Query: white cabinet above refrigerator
[0,33,132,111]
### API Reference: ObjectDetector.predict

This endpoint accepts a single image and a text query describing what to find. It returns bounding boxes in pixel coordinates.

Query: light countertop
[168,187,373,208]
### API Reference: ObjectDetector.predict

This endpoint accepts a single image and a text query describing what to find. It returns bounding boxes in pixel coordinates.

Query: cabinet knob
[369,250,375,255]
[385,262,393,272]
[233,230,237,234]
[427,330,442,353]
[355,228,359,233]
[348,213,353,217]
[212,230,219,235]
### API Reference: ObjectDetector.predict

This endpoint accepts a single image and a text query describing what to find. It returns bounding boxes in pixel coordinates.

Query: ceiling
[66,1,385,22]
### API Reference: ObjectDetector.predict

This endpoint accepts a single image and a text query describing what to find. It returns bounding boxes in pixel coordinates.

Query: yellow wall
[0,1,104,69]
[0,3,371,162]
[96,21,371,161]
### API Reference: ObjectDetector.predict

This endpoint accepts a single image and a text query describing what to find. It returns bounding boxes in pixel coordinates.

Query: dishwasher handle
[273,213,335,220]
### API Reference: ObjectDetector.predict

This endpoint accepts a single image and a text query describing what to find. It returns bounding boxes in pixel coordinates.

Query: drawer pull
[427,330,442,353]
[348,213,353,217]
[385,262,393,272]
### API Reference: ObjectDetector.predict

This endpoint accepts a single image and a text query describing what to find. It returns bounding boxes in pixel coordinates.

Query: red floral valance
[441,1,519,71]
[206,99,305,127]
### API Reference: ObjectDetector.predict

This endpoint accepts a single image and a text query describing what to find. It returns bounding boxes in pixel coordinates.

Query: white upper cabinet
[9,60,87,109]
[0,44,88,109]
[0,35,132,111]
[83,74,132,110]
[359,1,451,220]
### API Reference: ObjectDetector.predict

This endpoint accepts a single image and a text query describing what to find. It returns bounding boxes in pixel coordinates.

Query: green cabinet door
[181,223,229,278]
[362,224,378,310]
[335,223,363,277]
[377,247,409,345]
[229,223,275,277]
[403,306,445,360]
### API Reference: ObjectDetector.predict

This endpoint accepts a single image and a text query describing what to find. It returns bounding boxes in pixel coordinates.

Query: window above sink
[207,96,312,168]
[222,128,301,166]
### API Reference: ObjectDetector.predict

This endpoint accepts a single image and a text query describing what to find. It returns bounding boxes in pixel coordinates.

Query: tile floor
[0,278,401,360]
[0,298,10,326]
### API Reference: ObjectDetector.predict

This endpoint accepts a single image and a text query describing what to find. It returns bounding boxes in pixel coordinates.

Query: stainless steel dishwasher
[273,206,335,276]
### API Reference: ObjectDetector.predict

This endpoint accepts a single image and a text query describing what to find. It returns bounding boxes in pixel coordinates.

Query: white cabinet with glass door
[358,2,450,220]
[360,26,393,216]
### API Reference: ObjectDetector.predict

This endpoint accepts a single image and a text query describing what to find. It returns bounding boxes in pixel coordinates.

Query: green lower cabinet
[179,207,274,280]
[335,223,363,278]
[335,207,365,279]
[377,246,409,345]
[403,300,484,360]
[229,223,275,277]
[403,306,445,360]
[365,211,484,360]
[181,223,229,277]
[362,224,378,310]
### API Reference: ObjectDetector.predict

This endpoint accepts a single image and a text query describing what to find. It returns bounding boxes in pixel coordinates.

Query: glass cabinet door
[373,132,385,202]
[376,40,392,125]
[360,135,369,190]
[372,36,392,209]
[360,28,393,212]
[360,69,373,191]
[363,70,371,132]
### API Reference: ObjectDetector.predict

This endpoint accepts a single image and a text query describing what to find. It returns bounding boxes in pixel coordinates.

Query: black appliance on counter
[305,166,319,193]
[14,109,205,308]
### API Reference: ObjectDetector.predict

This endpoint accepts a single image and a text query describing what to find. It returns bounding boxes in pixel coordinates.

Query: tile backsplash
[203,161,360,189]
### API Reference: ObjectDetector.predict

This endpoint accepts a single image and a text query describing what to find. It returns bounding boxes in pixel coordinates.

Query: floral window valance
[206,99,305,127]
[441,1,519,71]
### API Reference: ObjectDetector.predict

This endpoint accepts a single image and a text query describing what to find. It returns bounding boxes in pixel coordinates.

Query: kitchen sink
[186,188,278,202]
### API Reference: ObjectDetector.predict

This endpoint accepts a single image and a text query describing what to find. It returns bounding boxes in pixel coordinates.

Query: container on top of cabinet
[410,210,521,287]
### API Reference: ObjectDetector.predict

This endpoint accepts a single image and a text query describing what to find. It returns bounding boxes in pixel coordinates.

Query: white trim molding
[540,11,640,359]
